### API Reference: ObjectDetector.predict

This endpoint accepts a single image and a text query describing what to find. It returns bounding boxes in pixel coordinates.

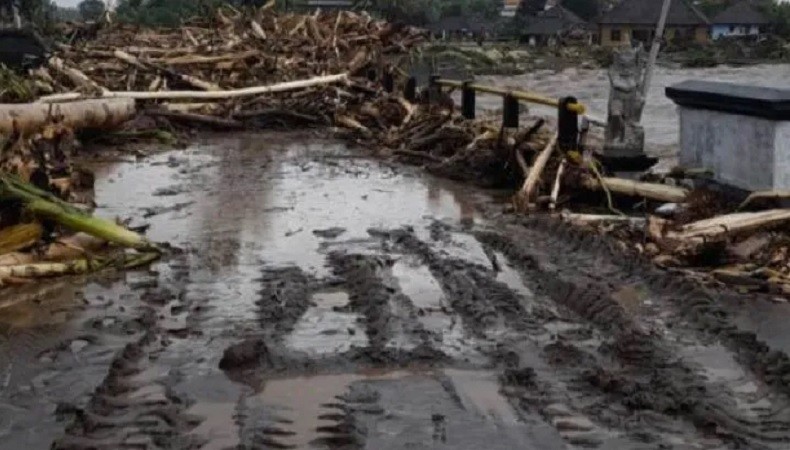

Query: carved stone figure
[604,45,647,159]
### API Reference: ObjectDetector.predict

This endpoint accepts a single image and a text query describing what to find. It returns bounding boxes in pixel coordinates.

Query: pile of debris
[34,5,425,126]
[0,5,427,287]
[333,89,790,296]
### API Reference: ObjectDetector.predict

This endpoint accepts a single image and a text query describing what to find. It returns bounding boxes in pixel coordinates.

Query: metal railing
[377,69,606,152]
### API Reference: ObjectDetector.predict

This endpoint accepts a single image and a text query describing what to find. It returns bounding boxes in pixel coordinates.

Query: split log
[251,20,267,40]
[113,50,221,91]
[515,133,558,211]
[583,177,688,203]
[36,73,349,103]
[738,190,790,211]
[560,212,646,227]
[335,114,372,137]
[47,56,106,93]
[669,209,790,245]
[160,50,259,66]
[549,159,566,211]
[0,98,136,135]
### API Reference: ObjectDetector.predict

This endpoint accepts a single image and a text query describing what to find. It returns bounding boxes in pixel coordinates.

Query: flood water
[479,63,790,148]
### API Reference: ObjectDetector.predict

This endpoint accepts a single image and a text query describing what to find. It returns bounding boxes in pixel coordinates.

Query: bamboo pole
[0,98,136,135]
[36,73,349,103]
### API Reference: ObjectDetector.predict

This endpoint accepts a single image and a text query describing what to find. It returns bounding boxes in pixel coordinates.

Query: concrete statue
[604,45,647,159]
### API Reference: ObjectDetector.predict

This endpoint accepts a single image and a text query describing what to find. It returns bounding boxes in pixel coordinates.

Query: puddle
[391,260,484,360]
[88,134,486,331]
[254,371,414,449]
[440,232,492,268]
[444,369,520,425]
[286,292,367,355]
[494,253,535,300]
[187,401,240,450]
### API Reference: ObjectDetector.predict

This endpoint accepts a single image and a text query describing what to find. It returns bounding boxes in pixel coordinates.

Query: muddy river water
[2,65,790,449]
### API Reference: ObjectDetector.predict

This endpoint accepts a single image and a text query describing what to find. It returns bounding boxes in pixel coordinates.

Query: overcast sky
[53,0,81,7]
[50,0,790,8]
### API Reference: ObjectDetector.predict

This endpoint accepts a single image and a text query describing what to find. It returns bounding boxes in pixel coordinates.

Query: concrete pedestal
[667,80,790,192]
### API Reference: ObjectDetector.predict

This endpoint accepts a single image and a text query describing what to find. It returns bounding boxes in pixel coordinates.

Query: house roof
[712,1,771,25]
[523,5,588,36]
[598,0,709,26]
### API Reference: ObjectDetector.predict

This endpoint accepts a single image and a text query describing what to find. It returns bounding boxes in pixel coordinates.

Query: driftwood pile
[33,5,425,128]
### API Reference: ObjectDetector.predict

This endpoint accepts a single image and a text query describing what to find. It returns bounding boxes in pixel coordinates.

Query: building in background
[501,0,520,17]
[520,4,592,46]
[598,0,710,47]
[711,1,771,39]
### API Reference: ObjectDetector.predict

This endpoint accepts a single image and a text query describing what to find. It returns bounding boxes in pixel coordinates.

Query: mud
[3,132,790,448]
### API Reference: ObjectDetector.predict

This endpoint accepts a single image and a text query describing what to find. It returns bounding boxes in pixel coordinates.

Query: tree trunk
[0,98,136,135]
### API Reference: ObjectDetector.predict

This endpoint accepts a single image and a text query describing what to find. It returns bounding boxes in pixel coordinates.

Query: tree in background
[114,0,225,26]
[516,0,547,17]
[78,0,105,21]
[439,0,500,19]
[562,0,600,21]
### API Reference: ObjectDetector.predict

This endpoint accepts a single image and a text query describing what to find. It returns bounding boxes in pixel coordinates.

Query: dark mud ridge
[5,135,790,449]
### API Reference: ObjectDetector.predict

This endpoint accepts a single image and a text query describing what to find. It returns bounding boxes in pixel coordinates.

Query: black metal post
[428,74,442,104]
[462,81,476,120]
[502,94,519,128]
[382,72,394,93]
[557,96,579,152]
[404,77,417,102]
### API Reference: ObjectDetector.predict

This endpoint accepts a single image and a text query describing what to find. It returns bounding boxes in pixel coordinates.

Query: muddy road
[2,132,790,449]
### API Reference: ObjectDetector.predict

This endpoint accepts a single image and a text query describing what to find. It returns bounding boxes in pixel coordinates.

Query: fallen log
[560,212,647,227]
[515,133,558,211]
[738,190,790,211]
[669,209,790,245]
[47,56,106,93]
[113,49,221,91]
[159,50,259,66]
[36,73,349,103]
[549,159,566,211]
[583,176,688,203]
[0,98,135,135]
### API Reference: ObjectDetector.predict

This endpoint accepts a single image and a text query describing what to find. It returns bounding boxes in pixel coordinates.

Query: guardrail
[377,69,606,152]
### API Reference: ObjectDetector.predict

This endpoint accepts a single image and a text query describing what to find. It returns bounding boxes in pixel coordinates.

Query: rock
[552,416,595,432]
[654,202,681,217]
[313,227,347,239]
[543,403,573,417]
[219,338,268,370]
[70,339,90,353]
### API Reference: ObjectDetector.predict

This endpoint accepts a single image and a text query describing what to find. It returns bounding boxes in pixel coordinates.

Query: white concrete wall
[678,106,787,191]
[712,24,763,40]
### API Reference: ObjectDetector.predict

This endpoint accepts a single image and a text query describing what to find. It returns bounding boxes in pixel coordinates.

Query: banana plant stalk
[0,252,160,279]
[0,174,158,252]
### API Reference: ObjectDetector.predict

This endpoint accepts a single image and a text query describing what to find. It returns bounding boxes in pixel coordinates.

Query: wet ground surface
[3,132,790,449]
